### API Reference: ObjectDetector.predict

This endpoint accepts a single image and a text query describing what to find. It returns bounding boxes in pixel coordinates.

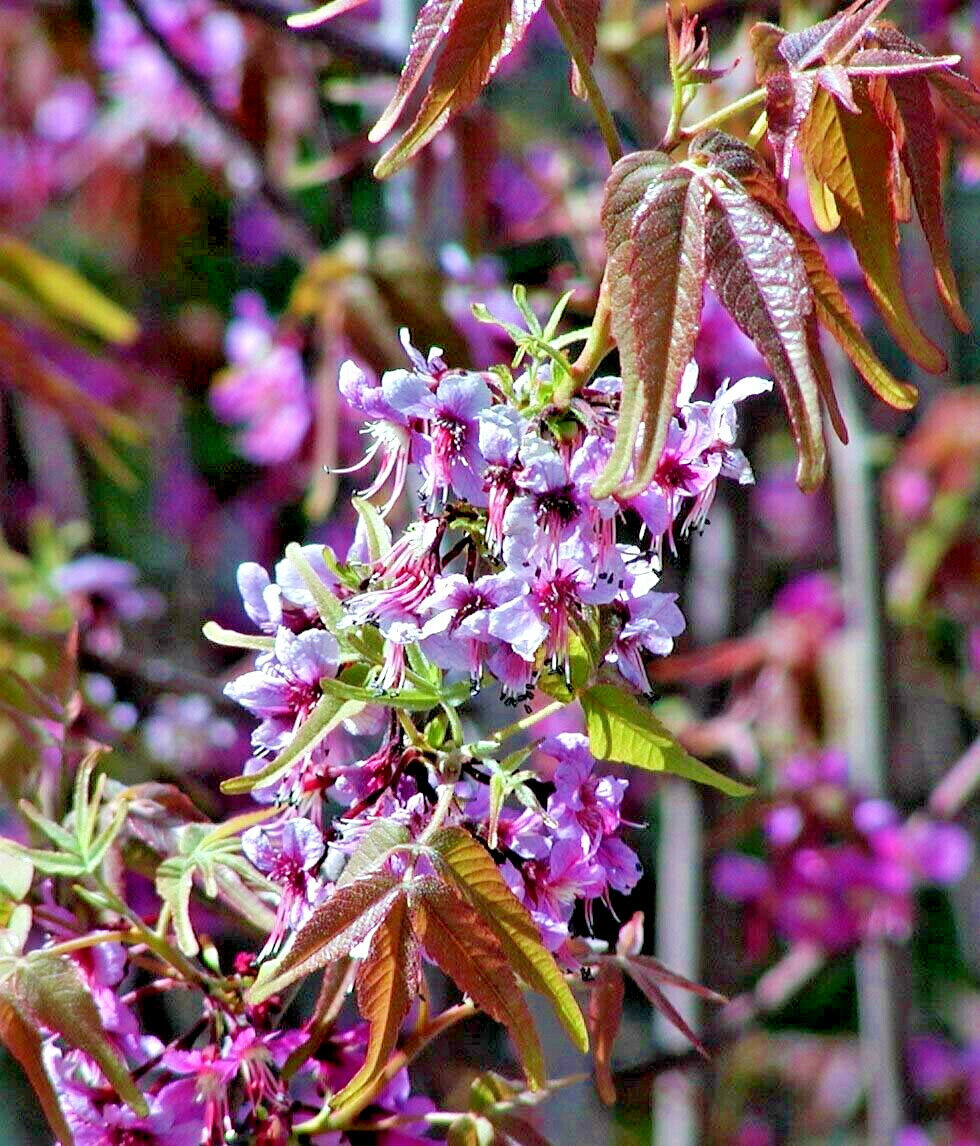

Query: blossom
[418,572,523,679]
[605,572,686,692]
[211,292,311,465]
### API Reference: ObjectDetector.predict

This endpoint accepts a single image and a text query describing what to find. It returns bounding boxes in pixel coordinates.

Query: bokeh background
[0,1,977,1142]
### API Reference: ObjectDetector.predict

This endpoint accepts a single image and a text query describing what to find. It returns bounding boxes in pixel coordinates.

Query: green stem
[492,699,568,745]
[29,930,129,959]
[554,271,614,407]
[674,87,766,143]
[418,784,456,845]
[544,0,623,165]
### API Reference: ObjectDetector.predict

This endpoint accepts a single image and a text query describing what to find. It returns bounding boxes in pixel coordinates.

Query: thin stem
[30,930,129,958]
[555,270,614,407]
[417,784,456,844]
[672,87,766,144]
[544,0,623,165]
[492,699,568,744]
[295,1002,478,1134]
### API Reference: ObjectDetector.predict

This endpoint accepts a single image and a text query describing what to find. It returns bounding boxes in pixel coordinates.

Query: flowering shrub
[0,1,977,1144]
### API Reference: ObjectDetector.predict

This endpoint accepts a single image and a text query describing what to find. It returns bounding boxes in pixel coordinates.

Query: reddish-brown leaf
[371,0,543,177]
[799,84,946,373]
[331,890,418,1109]
[703,175,827,490]
[867,72,970,331]
[0,989,72,1145]
[592,150,672,498]
[409,877,545,1088]
[617,166,708,499]
[620,958,709,1057]
[734,152,917,411]
[247,870,402,1004]
[427,827,588,1053]
[587,962,624,1106]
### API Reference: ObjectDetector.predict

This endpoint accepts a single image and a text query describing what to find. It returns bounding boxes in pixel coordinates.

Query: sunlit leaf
[799,85,945,373]
[330,890,418,1109]
[338,821,411,888]
[581,682,753,795]
[428,827,589,1053]
[409,877,545,1089]
[247,871,403,1004]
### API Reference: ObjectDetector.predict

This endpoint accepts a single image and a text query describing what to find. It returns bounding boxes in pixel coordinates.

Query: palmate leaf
[867,69,970,333]
[13,954,147,1116]
[581,682,752,796]
[603,165,707,500]
[370,0,543,178]
[799,84,946,373]
[247,870,403,1004]
[428,827,589,1053]
[732,147,916,411]
[592,150,671,498]
[703,172,829,491]
[409,877,545,1089]
[330,890,418,1110]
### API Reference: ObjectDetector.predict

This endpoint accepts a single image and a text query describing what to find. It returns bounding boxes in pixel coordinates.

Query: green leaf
[247,871,403,1004]
[409,877,545,1089]
[0,843,33,903]
[351,497,392,564]
[428,827,589,1054]
[0,234,138,345]
[15,954,147,1115]
[221,694,364,794]
[338,821,412,888]
[202,621,276,652]
[580,682,753,796]
[0,989,73,1144]
[285,542,345,630]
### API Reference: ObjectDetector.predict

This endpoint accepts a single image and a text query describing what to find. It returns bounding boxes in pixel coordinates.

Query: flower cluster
[219,330,770,958]
[712,750,973,954]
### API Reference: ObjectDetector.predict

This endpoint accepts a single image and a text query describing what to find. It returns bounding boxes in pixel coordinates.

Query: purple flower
[488,538,620,671]
[211,292,311,465]
[419,572,523,678]
[242,816,325,944]
[478,405,528,552]
[388,369,492,504]
[605,571,686,691]
[224,626,340,752]
[544,733,628,851]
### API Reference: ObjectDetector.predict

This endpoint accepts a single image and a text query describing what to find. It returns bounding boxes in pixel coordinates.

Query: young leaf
[330,890,418,1109]
[734,155,917,411]
[702,174,828,490]
[409,878,545,1089]
[247,871,403,1004]
[592,150,671,498]
[201,621,276,651]
[285,542,346,629]
[371,0,543,178]
[867,72,970,332]
[351,496,393,564]
[799,85,946,373]
[618,957,708,1057]
[618,166,708,499]
[587,962,624,1106]
[337,821,412,887]
[580,682,753,796]
[427,827,589,1053]
[14,954,148,1115]
[0,990,72,1145]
